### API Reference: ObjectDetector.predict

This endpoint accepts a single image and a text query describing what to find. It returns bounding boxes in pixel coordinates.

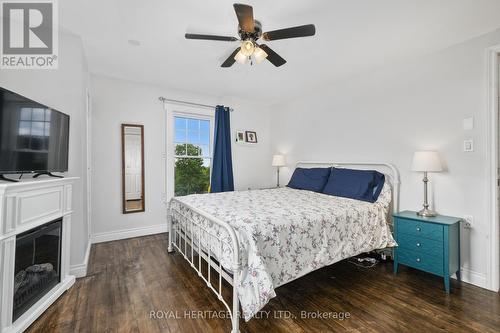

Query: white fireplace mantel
[0,177,78,333]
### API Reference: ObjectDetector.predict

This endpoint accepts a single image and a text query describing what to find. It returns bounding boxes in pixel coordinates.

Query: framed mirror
[121,124,145,214]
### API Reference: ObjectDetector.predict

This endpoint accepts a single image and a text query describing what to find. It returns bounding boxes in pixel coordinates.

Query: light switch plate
[463,117,474,130]
[464,139,473,152]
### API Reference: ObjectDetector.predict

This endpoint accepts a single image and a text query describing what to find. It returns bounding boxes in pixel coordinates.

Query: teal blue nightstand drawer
[397,249,444,276]
[397,233,443,257]
[396,218,443,241]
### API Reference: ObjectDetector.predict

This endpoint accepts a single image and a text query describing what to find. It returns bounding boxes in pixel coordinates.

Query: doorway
[487,46,500,292]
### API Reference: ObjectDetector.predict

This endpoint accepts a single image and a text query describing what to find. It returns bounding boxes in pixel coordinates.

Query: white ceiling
[61,0,500,104]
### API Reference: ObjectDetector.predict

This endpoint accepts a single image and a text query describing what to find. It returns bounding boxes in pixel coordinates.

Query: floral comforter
[168,184,396,321]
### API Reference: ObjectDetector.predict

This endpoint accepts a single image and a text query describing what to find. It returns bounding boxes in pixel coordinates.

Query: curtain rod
[158,97,233,112]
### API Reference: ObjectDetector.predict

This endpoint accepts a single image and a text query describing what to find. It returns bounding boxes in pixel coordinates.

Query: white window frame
[173,113,213,160]
[163,104,214,202]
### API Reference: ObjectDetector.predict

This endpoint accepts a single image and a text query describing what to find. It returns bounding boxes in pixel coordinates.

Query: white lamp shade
[253,47,268,64]
[240,39,255,56]
[272,155,286,167]
[411,151,443,172]
[234,50,247,64]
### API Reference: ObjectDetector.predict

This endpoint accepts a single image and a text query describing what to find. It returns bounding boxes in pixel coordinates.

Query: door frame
[85,89,92,240]
[486,44,500,292]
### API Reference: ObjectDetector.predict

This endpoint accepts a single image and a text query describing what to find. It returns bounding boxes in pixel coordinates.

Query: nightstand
[393,210,461,293]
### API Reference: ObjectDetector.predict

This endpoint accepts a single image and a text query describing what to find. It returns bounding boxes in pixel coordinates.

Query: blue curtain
[210,105,234,192]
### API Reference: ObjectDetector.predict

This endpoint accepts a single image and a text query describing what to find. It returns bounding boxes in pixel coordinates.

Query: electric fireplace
[0,178,76,333]
[13,219,62,321]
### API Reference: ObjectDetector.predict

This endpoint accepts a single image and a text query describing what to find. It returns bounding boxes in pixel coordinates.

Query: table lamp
[411,151,443,217]
[272,155,286,187]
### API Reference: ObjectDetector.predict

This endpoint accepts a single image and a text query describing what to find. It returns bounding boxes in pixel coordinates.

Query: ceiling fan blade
[221,47,241,67]
[259,44,286,67]
[233,3,254,32]
[262,24,316,41]
[185,33,239,42]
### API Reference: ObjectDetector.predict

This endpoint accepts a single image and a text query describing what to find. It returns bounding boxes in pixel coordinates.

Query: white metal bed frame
[167,161,400,333]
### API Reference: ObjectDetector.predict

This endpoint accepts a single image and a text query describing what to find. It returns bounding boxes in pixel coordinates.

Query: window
[173,116,212,196]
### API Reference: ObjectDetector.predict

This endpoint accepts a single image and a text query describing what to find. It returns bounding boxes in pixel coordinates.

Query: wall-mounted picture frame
[235,130,245,143]
[245,131,258,143]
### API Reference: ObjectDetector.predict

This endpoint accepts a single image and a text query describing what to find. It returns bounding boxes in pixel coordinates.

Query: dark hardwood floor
[27,234,500,333]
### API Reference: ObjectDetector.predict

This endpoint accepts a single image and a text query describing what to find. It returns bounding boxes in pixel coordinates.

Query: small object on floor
[348,256,379,268]
[358,257,377,264]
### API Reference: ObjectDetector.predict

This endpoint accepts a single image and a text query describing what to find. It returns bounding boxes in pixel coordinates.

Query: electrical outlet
[463,215,473,229]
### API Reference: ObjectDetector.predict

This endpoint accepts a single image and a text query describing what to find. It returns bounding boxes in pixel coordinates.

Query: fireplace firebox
[13,219,62,321]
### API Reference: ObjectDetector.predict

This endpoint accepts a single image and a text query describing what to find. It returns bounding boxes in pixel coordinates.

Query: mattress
[169,183,396,321]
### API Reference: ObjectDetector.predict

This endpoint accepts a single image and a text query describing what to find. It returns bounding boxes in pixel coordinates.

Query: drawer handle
[416,227,421,232]
[416,258,421,263]
[416,243,421,247]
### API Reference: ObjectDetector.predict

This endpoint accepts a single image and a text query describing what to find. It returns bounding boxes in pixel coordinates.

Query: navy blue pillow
[322,168,385,203]
[287,167,331,192]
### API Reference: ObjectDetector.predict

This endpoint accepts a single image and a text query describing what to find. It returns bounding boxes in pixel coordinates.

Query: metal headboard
[295,161,400,216]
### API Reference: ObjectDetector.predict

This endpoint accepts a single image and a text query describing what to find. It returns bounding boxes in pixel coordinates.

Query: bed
[167,162,400,333]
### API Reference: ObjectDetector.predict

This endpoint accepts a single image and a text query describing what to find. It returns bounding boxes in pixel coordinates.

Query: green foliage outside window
[175,143,210,196]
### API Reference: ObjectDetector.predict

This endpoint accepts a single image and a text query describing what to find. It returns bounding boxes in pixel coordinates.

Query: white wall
[90,75,273,239]
[270,28,500,290]
[0,31,91,269]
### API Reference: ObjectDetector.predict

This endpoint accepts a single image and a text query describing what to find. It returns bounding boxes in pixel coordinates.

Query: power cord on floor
[348,257,378,268]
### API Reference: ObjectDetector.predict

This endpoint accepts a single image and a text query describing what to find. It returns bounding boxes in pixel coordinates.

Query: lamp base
[417,208,437,217]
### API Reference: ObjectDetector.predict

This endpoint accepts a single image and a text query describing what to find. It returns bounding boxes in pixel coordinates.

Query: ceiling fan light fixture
[185,4,316,68]
[253,47,268,64]
[234,50,248,64]
[240,39,255,56]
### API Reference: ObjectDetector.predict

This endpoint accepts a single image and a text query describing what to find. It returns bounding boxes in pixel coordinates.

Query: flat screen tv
[0,87,69,174]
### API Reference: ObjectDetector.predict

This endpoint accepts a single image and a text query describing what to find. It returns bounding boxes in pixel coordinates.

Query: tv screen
[0,87,69,174]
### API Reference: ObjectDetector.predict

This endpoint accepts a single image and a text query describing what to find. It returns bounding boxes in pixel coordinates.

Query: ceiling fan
[185,3,316,67]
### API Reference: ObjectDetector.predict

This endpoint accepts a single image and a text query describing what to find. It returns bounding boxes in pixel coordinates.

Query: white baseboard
[70,240,91,278]
[91,224,167,244]
[69,225,167,278]
[452,267,487,289]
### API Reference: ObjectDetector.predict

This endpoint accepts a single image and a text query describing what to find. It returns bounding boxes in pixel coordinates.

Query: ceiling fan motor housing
[238,20,262,41]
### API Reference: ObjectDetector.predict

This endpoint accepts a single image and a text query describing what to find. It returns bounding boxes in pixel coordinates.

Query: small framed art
[235,130,245,143]
[245,131,258,143]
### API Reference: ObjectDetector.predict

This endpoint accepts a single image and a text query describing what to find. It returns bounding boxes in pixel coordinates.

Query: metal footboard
[168,200,241,333]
